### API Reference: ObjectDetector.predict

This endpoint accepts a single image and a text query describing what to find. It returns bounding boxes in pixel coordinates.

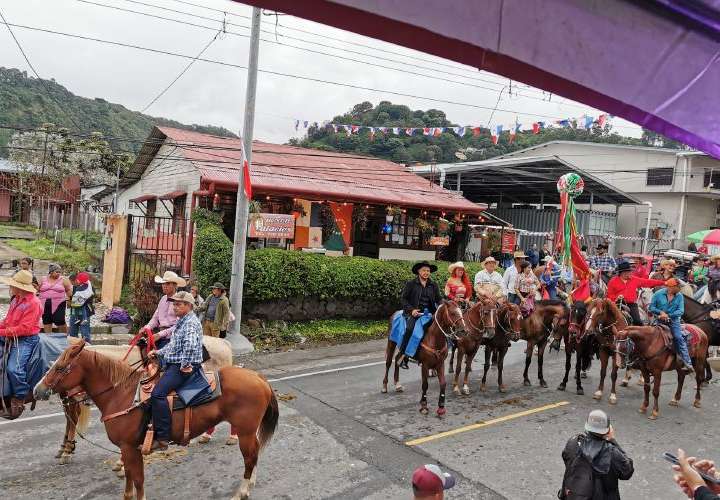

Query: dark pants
[399,314,418,356]
[150,363,199,440]
[508,293,521,305]
[627,302,643,326]
[5,335,39,399]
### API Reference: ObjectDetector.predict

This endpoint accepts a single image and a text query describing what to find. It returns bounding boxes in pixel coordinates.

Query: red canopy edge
[129,194,157,203]
[236,0,720,159]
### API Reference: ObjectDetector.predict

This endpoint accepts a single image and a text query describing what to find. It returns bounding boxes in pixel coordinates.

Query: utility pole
[227,7,261,355]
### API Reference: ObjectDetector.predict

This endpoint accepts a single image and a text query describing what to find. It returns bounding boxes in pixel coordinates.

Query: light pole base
[227,331,254,355]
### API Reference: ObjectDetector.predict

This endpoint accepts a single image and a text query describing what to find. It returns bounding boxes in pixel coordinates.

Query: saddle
[655,323,702,354]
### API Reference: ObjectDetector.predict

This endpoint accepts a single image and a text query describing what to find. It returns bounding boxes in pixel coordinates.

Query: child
[68,272,94,343]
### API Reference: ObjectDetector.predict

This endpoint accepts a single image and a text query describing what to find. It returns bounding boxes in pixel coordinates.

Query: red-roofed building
[118,126,485,272]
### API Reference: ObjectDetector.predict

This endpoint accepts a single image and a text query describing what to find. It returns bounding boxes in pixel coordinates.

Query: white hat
[154,270,187,287]
[448,261,465,274]
[584,409,610,435]
[482,256,497,265]
[170,291,195,304]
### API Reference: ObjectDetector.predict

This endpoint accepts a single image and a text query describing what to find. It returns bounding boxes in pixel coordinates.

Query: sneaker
[197,433,212,444]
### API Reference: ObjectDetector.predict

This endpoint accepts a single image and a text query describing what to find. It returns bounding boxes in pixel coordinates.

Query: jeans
[508,293,521,305]
[68,308,92,343]
[6,335,40,399]
[150,363,199,440]
[669,318,693,367]
[545,285,558,300]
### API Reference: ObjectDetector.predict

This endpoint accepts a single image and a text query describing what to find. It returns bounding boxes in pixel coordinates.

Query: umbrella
[687,229,720,245]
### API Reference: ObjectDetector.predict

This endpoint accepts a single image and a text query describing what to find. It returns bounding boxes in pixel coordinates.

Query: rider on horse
[473,256,506,301]
[398,261,442,370]
[649,278,694,374]
[142,271,187,348]
[606,261,665,326]
[0,270,43,419]
[146,291,204,452]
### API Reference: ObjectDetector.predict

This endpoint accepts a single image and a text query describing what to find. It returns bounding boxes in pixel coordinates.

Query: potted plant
[386,205,401,222]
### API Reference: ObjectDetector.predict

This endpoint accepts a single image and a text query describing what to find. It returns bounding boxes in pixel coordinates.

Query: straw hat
[154,270,187,287]
[448,261,465,274]
[513,251,527,259]
[1,270,37,294]
[711,254,720,262]
[171,291,195,304]
[660,259,677,268]
[482,256,497,265]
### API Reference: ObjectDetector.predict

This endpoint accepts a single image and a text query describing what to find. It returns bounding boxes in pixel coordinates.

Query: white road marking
[0,360,388,425]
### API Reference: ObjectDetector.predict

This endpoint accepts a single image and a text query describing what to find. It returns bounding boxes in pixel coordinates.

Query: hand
[180,365,193,374]
[672,449,719,497]
[659,312,669,321]
[147,350,158,359]
[604,425,615,441]
[411,309,421,318]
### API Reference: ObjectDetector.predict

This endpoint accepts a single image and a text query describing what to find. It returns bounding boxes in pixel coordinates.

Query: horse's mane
[536,299,566,307]
[89,350,143,389]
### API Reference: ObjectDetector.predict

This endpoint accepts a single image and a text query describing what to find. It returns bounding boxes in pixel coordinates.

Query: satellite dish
[455,151,467,160]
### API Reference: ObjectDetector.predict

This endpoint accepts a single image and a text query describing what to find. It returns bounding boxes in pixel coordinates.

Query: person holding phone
[672,449,720,499]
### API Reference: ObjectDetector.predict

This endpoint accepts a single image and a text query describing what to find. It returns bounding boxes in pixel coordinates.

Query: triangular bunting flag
[422,128,431,136]
[491,134,498,145]
[433,127,443,137]
[294,120,300,131]
[584,115,594,130]
[495,125,504,136]
[472,127,481,137]
[532,123,540,134]
[458,126,466,136]
[303,121,309,128]
[405,128,414,136]
[597,114,607,127]
[351,125,359,134]
[392,127,400,135]
[331,124,338,133]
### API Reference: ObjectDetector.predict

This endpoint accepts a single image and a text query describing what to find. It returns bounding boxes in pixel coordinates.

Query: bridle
[464,300,497,338]
[496,304,522,341]
[433,302,468,341]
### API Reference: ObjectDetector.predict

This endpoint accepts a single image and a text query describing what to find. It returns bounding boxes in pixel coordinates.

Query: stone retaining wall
[244,297,399,321]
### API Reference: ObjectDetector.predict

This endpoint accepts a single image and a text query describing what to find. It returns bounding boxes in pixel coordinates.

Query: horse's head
[34,341,88,400]
[437,299,467,339]
[464,297,497,338]
[584,298,606,336]
[569,301,588,336]
[498,301,522,340]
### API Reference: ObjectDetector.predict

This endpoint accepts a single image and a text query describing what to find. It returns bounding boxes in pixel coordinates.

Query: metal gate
[125,215,188,284]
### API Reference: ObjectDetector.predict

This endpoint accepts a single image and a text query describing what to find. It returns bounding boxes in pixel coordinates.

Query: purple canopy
[238,0,720,158]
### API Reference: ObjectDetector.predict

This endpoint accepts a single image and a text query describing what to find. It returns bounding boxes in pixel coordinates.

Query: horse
[584,298,627,404]
[519,300,568,388]
[479,302,523,392]
[682,295,720,383]
[381,300,466,416]
[556,302,594,395]
[35,341,277,500]
[450,297,502,395]
[615,322,708,420]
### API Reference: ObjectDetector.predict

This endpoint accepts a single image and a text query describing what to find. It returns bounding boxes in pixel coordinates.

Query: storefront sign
[501,231,517,253]
[429,236,449,246]
[249,214,295,239]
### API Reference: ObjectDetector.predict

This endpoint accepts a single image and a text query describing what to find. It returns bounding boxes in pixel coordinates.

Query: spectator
[589,243,617,277]
[688,241,698,253]
[68,272,94,343]
[527,243,540,268]
[190,284,204,309]
[672,449,720,500]
[16,257,39,290]
[560,409,634,500]
[632,257,651,280]
[412,464,455,499]
[539,243,550,263]
[502,251,526,305]
[616,252,628,265]
[581,245,589,261]
[706,256,720,301]
[690,257,709,288]
[195,282,230,338]
[38,264,72,333]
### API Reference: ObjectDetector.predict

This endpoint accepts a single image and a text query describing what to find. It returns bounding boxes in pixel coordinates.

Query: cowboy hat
[170,291,195,304]
[711,254,720,262]
[154,270,187,287]
[482,256,497,265]
[616,261,632,273]
[412,261,438,274]
[542,255,554,263]
[1,270,37,294]
[448,261,465,274]
[660,259,677,267]
[513,251,527,259]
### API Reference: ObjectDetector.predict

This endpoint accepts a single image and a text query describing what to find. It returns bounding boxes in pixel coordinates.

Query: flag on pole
[597,114,607,127]
[242,145,252,199]
[532,123,540,134]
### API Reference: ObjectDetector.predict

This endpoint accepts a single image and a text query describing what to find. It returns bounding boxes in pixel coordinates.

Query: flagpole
[227,6,261,355]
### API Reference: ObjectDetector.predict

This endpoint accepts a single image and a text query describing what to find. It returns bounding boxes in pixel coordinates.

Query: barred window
[646,167,674,186]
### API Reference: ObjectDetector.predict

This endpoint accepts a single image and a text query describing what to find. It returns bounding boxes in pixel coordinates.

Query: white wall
[379,248,436,261]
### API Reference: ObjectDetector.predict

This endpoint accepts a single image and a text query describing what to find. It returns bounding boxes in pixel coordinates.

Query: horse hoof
[593,391,602,400]
[499,385,507,393]
[639,407,647,414]
[452,387,460,395]
[420,407,429,415]
[620,381,628,388]
[609,394,617,405]
[557,384,566,391]
[539,380,548,389]
[116,468,125,479]
[669,399,679,407]
[59,454,71,465]
[54,449,65,459]
[436,407,446,416]
[523,380,531,387]
[381,385,388,394]
[395,385,404,393]
[462,386,470,396]
[480,384,487,392]
[694,400,702,408]
[576,388,584,396]
[648,412,658,420]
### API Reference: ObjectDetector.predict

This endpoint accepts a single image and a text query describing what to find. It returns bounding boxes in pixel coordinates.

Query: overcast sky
[0,0,642,144]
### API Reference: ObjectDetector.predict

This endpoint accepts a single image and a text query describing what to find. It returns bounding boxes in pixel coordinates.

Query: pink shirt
[144,295,177,338]
[39,277,69,314]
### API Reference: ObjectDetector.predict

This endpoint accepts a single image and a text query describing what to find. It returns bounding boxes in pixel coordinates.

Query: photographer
[673,449,720,500]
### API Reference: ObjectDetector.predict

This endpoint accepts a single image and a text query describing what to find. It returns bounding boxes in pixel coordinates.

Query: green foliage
[191,207,223,231]
[192,220,233,294]
[0,67,237,157]
[290,101,669,163]
[246,319,387,349]
[6,237,95,273]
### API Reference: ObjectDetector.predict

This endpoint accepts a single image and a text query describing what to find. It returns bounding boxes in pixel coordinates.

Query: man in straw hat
[142,270,187,347]
[502,251,527,305]
[398,261,442,369]
[146,290,204,453]
[474,256,506,300]
[649,278,694,373]
[0,270,43,419]
[195,282,230,338]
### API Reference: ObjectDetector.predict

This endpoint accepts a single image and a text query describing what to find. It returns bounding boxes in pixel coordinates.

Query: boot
[399,356,409,370]
[681,359,694,374]
[142,439,169,454]
[550,338,561,351]
[9,398,25,420]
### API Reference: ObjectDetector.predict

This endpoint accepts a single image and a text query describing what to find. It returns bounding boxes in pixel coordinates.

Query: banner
[248,214,295,239]
[429,236,450,246]
[501,231,517,253]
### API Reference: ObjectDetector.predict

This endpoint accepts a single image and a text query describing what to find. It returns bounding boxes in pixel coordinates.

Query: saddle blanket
[136,368,218,408]
[389,310,432,358]
[0,333,68,397]
[682,324,703,346]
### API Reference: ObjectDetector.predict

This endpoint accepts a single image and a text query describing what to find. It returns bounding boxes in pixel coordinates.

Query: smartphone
[663,452,720,485]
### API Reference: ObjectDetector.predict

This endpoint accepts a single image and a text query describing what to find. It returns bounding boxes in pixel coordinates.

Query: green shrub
[192,222,233,294]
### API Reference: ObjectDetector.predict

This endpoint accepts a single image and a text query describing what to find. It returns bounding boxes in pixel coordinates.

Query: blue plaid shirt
[589,254,617,272]
[156,311,203,368]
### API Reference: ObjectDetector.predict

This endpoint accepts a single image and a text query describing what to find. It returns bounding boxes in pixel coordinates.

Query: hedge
[192,222,233,294]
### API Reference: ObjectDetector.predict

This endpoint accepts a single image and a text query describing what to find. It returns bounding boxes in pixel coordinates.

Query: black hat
[412,261,438,274]
[616,261,632,273]
[597,243,608,250]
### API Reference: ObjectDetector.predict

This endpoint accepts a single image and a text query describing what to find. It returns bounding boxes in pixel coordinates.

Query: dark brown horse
[682,296,719,383]
[479,302,523,392]
[520,300,568,388]
[382,300,466,416]
[35,341,278,500]
[585,298,627,404]
[450,297,503,394]
[556,302,595,395]
[615,323,708,420]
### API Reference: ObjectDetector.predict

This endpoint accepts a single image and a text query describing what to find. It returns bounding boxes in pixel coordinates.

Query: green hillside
[0,67,236,157]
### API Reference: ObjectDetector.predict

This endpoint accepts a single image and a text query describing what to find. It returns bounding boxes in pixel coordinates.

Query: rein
[496,308,521,341]
[433,303,467,341]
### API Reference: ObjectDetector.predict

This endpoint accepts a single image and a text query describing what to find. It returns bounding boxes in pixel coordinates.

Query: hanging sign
[429,236,450,246]
[248,214,295,239]
[501,231,517,253]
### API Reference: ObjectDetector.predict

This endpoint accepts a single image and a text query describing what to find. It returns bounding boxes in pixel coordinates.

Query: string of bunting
[294,113,611,145]
[471,226,674,242]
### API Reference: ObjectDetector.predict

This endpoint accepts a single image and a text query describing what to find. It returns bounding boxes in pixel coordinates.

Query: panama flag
[532,123,540,134]
[433,127,444,137]
[457,126,466,136]
[584,115,594,129]
[495,125,504,136]
[378,127,387,134]
[405,128,414,135]
[344,125,352,136]
[509,120,521,143]
[351,125,359,134]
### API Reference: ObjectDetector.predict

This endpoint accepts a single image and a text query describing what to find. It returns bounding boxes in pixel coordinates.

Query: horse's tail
[258,389,279,450]
[77,403,90,435]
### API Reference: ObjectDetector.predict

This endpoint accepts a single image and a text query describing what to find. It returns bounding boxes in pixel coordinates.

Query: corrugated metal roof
[151,127,484,214]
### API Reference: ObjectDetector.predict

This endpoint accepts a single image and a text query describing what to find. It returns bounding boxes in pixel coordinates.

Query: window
[145,199,156,229]
[705,169,716,188]
[646,167,674,186]
[171,195,186,233]
[385,211,423,248]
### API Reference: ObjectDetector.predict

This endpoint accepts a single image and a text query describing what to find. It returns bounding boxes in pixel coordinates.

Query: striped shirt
[589,254,617,272]
[156,311,203,368]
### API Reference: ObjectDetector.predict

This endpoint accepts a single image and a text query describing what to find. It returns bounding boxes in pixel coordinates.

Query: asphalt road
[2,340,719,499]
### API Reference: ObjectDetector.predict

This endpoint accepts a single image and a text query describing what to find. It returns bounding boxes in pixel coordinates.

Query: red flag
[491,134,498,145]
[472,127,481,137]
[532,123,540,134]
[509,132,516,144]
[242,159,252,198]
[433,127,443,137]
[597,114,607,127]
[422,128,431,136]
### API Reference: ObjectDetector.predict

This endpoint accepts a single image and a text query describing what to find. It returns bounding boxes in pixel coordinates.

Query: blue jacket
[649,289,684,320]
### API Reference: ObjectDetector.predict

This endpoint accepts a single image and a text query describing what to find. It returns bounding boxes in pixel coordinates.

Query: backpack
[559,435,595,500]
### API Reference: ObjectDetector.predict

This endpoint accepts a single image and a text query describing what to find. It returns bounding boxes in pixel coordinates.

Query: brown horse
[479,302,523,392]
[615,323,708,420]
[520,300,568,388]
[35,341,278,500]
[450,297,503,394]
[585,298,627,404]
[382,300,466,416]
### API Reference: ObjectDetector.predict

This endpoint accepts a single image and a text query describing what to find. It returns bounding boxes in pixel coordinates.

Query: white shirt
[474,269,506,295]
[502,265,521,295]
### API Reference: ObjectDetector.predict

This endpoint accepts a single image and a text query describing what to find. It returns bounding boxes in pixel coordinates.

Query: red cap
[76,272,90,284]
[412,464,455,494]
